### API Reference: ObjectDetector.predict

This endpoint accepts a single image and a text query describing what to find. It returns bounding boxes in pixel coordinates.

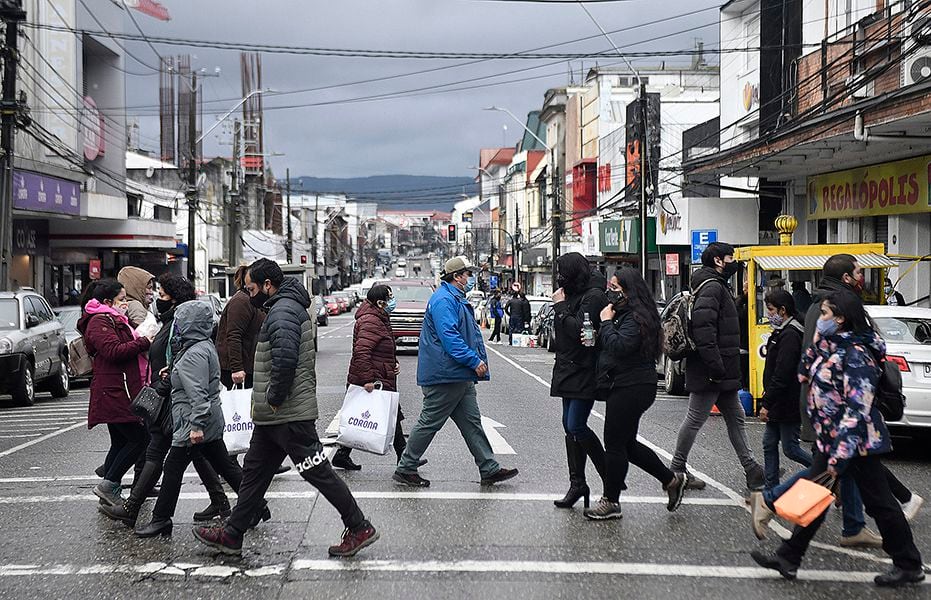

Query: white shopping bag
[135,312,160,340]
[221,386,254,454]
[336,384,400,455]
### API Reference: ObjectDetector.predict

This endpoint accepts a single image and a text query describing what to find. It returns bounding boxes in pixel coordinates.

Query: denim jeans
[671,389,759,476]
[762,422,812,490]
[763,463,865,537]
[562,397,596,441]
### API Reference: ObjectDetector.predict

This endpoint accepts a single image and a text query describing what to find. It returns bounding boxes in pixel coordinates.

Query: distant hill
[292,175,476,212]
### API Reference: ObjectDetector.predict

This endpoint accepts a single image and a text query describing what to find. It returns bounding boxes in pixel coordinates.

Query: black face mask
[155,298,174,315]
[556,274,567,289]
[720,261,740,280]
[250,291,269,309]
[606,289,627,309]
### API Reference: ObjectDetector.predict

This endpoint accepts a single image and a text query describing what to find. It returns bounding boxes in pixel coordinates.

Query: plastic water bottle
[581,312,595,347]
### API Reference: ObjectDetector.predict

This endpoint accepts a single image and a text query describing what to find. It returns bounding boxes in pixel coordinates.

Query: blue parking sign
[691,229,718,264]
[489,275,499,289]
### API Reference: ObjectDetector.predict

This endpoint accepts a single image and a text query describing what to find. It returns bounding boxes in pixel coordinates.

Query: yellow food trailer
[734,216,896,407]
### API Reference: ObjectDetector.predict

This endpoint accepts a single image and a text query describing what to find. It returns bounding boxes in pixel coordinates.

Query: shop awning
[753,252,896,271]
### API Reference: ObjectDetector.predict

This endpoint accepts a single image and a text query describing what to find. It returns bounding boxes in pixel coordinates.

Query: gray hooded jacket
[170,301,224,447]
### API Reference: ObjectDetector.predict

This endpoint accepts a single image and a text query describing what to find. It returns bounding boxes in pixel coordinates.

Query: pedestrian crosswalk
[0,400,88,441]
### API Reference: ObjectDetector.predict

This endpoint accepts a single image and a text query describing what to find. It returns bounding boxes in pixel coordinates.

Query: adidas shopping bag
[336,383,400,455]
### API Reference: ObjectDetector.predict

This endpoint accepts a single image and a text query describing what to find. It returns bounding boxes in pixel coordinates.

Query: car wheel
[50,360,70,399]
[664,357,685,396]
[13,362,35,407]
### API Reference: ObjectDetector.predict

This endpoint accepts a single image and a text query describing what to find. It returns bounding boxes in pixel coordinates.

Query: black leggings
[103,422,148,482]
[152,439,243,520]
[490,317,502,342]
[603,384,674,502]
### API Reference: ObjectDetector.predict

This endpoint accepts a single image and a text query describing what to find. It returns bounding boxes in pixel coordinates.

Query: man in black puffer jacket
[671,242,765,491]
[194,259,379,558]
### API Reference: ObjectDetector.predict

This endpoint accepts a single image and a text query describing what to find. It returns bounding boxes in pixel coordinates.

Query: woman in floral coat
[750,291,924,588]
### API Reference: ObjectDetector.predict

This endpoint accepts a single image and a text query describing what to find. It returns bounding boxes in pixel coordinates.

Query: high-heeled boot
[554,435,590,508]
[577,434,607,485]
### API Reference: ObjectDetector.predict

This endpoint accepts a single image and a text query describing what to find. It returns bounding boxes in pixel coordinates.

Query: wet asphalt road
[0,312,929,599]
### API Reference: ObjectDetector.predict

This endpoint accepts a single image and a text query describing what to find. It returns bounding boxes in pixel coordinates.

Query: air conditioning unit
[902,15,931,86]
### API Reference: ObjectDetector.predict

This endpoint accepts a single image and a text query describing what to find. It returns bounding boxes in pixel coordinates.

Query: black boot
[554,435,590,509]
[577,434,607,485]
[127,460,162,506]
[248,500,272,529]
[99,496,142,527]
[193,499,231,521]
[135,518,173,538]
[332,447,362,471]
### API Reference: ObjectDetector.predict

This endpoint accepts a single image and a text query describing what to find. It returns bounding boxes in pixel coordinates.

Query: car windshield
[873,316,931,345]
[393,286,433,302]
[530,300,551,314]
[55,309,80,332]
[0,299,18,330]
[324,296,337,303]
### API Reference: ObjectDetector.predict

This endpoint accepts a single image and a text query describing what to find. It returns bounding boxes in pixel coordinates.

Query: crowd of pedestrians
[76,250,924,586]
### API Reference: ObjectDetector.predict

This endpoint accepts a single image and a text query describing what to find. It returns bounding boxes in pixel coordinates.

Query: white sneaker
[902,493,924,522]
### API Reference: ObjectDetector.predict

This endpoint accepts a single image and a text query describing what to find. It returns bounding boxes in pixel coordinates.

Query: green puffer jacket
[251,277,318,425]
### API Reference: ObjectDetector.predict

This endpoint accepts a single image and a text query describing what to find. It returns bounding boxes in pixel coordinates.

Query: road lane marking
[492,347,897,568]
[0,434,42,439]
[0,559,923,584]
[318,319,355,338]
[0,490,741,506]
[0,428,62,433]
[0,421,87,459]
[480,416,516,455]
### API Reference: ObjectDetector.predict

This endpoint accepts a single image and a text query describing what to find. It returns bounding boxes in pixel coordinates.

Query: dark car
[0,290,70,405]
[388,279,434,352]
[534,303,556,353]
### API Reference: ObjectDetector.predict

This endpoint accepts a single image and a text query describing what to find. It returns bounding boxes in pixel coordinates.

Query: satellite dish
[196,173,208,189]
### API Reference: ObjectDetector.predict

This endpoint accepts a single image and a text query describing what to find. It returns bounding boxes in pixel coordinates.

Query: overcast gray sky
[123,0,721,179]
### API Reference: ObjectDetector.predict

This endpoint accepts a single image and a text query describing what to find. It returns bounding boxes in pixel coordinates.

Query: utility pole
[514,204,520,289]
[322,212,328,295]
[0,1,25,291]
[549,146,560,290]
[186,70,198,283]
[312,193,319,290]
[285,167,292,263]
[228,119,241,267]
[638,82,649,280]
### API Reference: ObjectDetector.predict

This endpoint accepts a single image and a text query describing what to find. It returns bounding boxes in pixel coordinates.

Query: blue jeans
[762,422,813,490]
[764,463,866,537]
[562,397,596,441]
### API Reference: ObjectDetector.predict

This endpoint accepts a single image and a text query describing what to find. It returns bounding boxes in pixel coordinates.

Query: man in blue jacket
[393,256,519,488]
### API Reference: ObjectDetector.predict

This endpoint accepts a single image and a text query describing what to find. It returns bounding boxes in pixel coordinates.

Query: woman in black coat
[583,268,687,520]
[759,289,811,491]
[550,253,609,509]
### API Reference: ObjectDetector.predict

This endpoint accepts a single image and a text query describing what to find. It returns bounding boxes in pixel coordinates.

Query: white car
[395,268,407,278]
[866,305,931,430]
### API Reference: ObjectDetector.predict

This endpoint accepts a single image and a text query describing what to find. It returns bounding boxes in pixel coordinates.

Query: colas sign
[807,154,931,220]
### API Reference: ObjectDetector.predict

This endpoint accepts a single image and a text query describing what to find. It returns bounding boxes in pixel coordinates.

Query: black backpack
[873,353,906,422]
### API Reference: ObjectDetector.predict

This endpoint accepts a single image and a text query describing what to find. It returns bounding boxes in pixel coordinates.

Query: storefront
[598,217,659,295]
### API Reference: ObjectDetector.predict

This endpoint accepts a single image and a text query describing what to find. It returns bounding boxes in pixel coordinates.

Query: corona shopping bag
[336,384,400,455]
[221,386,254,454]
[774,476,835,527]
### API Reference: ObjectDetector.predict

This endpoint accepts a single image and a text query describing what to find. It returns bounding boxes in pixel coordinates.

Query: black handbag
[131,385,164,425]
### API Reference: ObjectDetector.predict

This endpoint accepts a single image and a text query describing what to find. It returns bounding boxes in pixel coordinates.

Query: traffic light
[448,224,457,242]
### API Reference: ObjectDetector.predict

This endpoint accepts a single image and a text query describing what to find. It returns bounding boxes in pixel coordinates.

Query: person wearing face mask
[670,242,766,493]
[549,254,609,510]
[78,279,154,507]
[334,285,415,470]
[504,290,531,344]
[758,290,811,493]
[117,266,156,329]
[884,278,906,306]
[393,256,518,488]
[216,265,266,390]
[751,293,924,588]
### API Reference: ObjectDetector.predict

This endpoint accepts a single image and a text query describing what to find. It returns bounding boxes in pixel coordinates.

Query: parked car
[323,296,341,316]
[466,291,485,321]
[502,295,551,334]
[533,303,556,352]
[0,289,70,405]
[52,306,91,380]
[395,268,407,278]
[397,259,408,268]
[332,291,354,310]
[388,279,435,352]
[316,298,329,326]
[866,305,931,431]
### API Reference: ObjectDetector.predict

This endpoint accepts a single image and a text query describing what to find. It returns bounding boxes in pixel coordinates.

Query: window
[24,297,44,325]
[127,196,142,218]
[0,299,18,329]
[154,205,172,222]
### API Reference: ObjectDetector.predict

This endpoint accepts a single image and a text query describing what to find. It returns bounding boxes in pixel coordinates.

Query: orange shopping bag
[774,473,835,527]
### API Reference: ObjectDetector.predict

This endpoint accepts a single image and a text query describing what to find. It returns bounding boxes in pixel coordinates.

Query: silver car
[0,290,70,405]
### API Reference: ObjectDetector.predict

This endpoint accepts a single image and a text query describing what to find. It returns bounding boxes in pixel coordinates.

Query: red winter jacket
[347,301,397,392]
[78,312,151,428]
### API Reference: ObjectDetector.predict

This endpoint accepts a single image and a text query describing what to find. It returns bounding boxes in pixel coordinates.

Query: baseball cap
[441,255,474,277]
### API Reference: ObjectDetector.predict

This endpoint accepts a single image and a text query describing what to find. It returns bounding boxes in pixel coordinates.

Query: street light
[483,106,559,289]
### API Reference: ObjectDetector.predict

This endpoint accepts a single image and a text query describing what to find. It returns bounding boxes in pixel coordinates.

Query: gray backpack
[662,279,717,361]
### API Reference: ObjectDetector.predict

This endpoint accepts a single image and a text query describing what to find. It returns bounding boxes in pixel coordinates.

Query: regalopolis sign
[807,154,931,220]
